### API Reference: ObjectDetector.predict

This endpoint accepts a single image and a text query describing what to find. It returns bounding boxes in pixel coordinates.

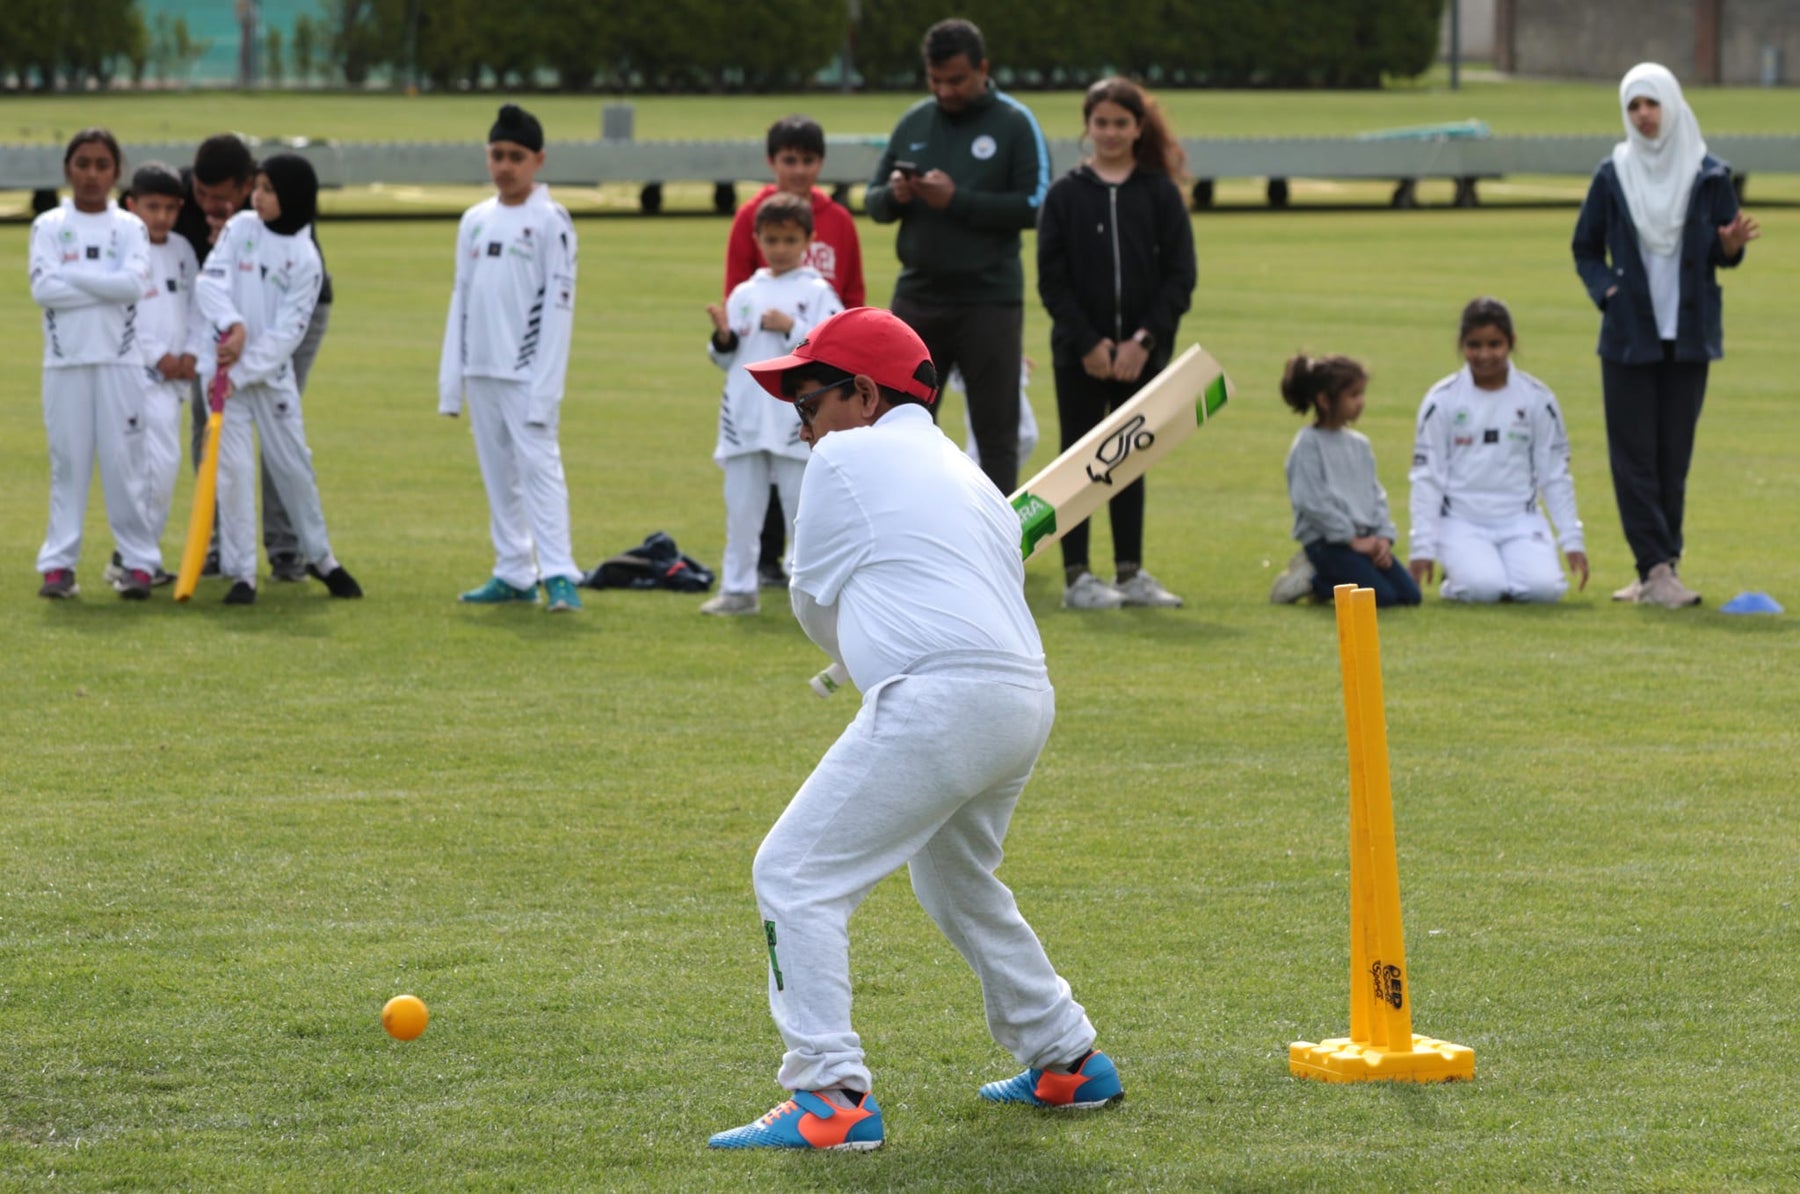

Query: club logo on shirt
[487,242,503,256]
[85,246,100,259]
[167,278,179,292]
[971,134,997,161]
[1482,428,1500,444]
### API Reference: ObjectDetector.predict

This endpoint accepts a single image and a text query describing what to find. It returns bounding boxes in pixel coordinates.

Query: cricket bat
[810,343,1234,696]
[173,368,231,602]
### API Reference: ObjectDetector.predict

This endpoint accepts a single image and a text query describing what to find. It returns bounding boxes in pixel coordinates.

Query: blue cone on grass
[1719,591,1783,615]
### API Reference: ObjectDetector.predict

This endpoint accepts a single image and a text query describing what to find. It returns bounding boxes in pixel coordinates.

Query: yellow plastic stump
[1289,585,1474,1084]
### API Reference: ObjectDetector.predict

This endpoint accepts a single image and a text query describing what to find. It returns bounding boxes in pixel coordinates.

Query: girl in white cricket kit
[707,308,1122,1153]
[126,163,204,574]
[702,191,843,615]
[1408,298,1589,603]
[28,128,162,600]
[439,104,583,613]
[196,154,362,605]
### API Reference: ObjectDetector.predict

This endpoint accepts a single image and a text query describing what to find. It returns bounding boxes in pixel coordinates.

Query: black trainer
[223,581,257,605]
[307,563,363,599]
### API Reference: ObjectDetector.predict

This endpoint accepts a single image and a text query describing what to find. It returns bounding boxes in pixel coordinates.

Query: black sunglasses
[792,376,856,426]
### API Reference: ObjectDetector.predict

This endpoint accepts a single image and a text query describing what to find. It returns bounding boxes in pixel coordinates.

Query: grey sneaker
[700,591,759,616]
[1269,550,1316,604]
[103,552,128,588]
[1611,577,1642,602]
[1062,571,1124,610]
[1116,570,1183,608]
[1638,562,1700,608]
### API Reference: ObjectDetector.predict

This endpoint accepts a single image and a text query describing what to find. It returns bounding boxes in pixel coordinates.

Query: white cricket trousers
[465,377,577,589]
[37,363,162,575]
[1438,511,1568,604]
[720,452,804,595]
[217,382,335,585]
[753,654,1097,1094]
[141,379,186,545]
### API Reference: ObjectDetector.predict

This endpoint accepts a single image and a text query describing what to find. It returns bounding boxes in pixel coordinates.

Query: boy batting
[708,307,1122,1152]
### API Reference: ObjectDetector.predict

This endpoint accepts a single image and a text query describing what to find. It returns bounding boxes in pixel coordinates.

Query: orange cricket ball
[382,994,430,1040]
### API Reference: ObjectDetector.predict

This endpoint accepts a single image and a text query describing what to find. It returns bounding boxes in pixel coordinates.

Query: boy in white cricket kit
[196,154,362,605]
[439,104,584,613]
[125,163,203,579]
[708,307,1122,1152]
[703,191,843,615]
[29,128,163,600]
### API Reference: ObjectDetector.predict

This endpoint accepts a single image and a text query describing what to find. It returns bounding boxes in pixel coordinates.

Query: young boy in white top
[438,104,583,613]
[28,128,163,600]
[702,191,843,615]
[124,162,203,583]
[196,153,361,605]
[706,308,1122,1153]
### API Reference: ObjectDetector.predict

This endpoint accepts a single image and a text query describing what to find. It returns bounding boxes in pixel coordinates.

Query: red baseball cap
[745,307,939,406]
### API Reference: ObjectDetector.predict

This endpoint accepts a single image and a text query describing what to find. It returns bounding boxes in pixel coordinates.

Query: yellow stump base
[1289,1034,1475,1083]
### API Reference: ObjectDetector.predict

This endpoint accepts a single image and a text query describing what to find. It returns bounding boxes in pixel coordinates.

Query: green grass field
[4,91,1799,1190]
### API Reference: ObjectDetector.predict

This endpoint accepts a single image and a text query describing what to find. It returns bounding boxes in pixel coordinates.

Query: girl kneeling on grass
[1271,354,1420,608]
[1407,298,1589,603]
[196,154,361,605]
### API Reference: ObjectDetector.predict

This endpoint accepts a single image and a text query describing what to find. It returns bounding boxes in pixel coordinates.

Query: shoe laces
[758,1100,801,1126]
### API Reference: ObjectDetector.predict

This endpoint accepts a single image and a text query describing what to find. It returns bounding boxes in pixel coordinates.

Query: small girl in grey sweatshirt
[1271,354,1421,607]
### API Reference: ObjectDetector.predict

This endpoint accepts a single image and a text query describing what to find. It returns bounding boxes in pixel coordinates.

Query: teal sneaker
[708,1090,883,1151]
[460,577,538,604]
[544,576,583,612]
[978,1049,1124,1109]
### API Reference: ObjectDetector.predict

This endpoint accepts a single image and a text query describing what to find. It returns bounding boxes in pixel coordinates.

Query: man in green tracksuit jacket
[865,17,1050,496]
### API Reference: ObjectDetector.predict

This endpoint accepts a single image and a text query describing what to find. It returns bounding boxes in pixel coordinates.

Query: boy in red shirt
[724,116,865,308]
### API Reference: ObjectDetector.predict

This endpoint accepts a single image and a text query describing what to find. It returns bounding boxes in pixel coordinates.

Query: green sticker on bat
[1012,492,1057,560]
[1198,375,1229,423]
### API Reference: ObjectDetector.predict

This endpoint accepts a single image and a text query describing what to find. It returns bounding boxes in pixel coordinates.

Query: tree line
[1,0,1443,92]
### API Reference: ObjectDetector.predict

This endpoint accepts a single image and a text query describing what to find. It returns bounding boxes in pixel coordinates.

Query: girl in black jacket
[1036,77,1197,610]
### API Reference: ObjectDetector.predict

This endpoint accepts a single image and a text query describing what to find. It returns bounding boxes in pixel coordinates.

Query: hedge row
[1,0,1444,93]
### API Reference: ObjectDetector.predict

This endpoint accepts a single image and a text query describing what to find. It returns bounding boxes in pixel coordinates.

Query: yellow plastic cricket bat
[173,368,231,602]
[810,343,1234,695]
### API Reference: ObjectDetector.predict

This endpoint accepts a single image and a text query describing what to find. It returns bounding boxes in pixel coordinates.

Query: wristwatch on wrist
[1132,329,1156,351]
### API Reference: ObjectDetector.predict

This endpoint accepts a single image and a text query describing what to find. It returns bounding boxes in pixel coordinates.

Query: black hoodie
[1035,163,1196,371]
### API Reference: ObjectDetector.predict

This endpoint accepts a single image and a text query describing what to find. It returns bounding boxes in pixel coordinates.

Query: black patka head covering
[489,103,545,152]
[259,153,317,236]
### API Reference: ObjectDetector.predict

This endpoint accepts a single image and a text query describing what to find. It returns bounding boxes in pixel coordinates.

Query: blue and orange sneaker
[708,1089,883,1151]
[978,1049,1124,1109]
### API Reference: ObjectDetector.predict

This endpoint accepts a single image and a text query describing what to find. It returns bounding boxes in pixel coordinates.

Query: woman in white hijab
[1572,63,1759,609]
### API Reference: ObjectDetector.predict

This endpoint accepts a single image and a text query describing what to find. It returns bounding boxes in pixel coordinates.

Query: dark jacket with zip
[1035,163,1195,372]
[1571,153,1743,364]
[865,85,1050,306]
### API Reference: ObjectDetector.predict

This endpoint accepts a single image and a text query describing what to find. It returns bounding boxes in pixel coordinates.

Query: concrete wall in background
[1502,0,1800,84]
[1440,0,1497,61]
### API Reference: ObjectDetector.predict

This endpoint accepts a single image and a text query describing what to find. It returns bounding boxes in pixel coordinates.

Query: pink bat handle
[208,330,232,412]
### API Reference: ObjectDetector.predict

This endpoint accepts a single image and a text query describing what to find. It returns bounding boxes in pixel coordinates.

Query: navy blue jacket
[1571,154,1742,364]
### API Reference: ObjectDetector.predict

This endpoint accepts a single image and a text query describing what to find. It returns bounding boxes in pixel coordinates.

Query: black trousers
[889,295,1024,495]
[1600,349,1709,580]
[1052,363,1148,572]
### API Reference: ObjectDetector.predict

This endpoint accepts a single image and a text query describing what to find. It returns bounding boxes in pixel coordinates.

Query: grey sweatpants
[752,657,1096,1093]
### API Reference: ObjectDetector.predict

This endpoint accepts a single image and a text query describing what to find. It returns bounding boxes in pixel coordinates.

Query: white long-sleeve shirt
[438,185,577,425]
[195,211,323,394]
[707,266,842,463]
[28,199,152,368]
[1285,425,1398,546]
[1407,364,1584,560]
[137,236,203,388]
